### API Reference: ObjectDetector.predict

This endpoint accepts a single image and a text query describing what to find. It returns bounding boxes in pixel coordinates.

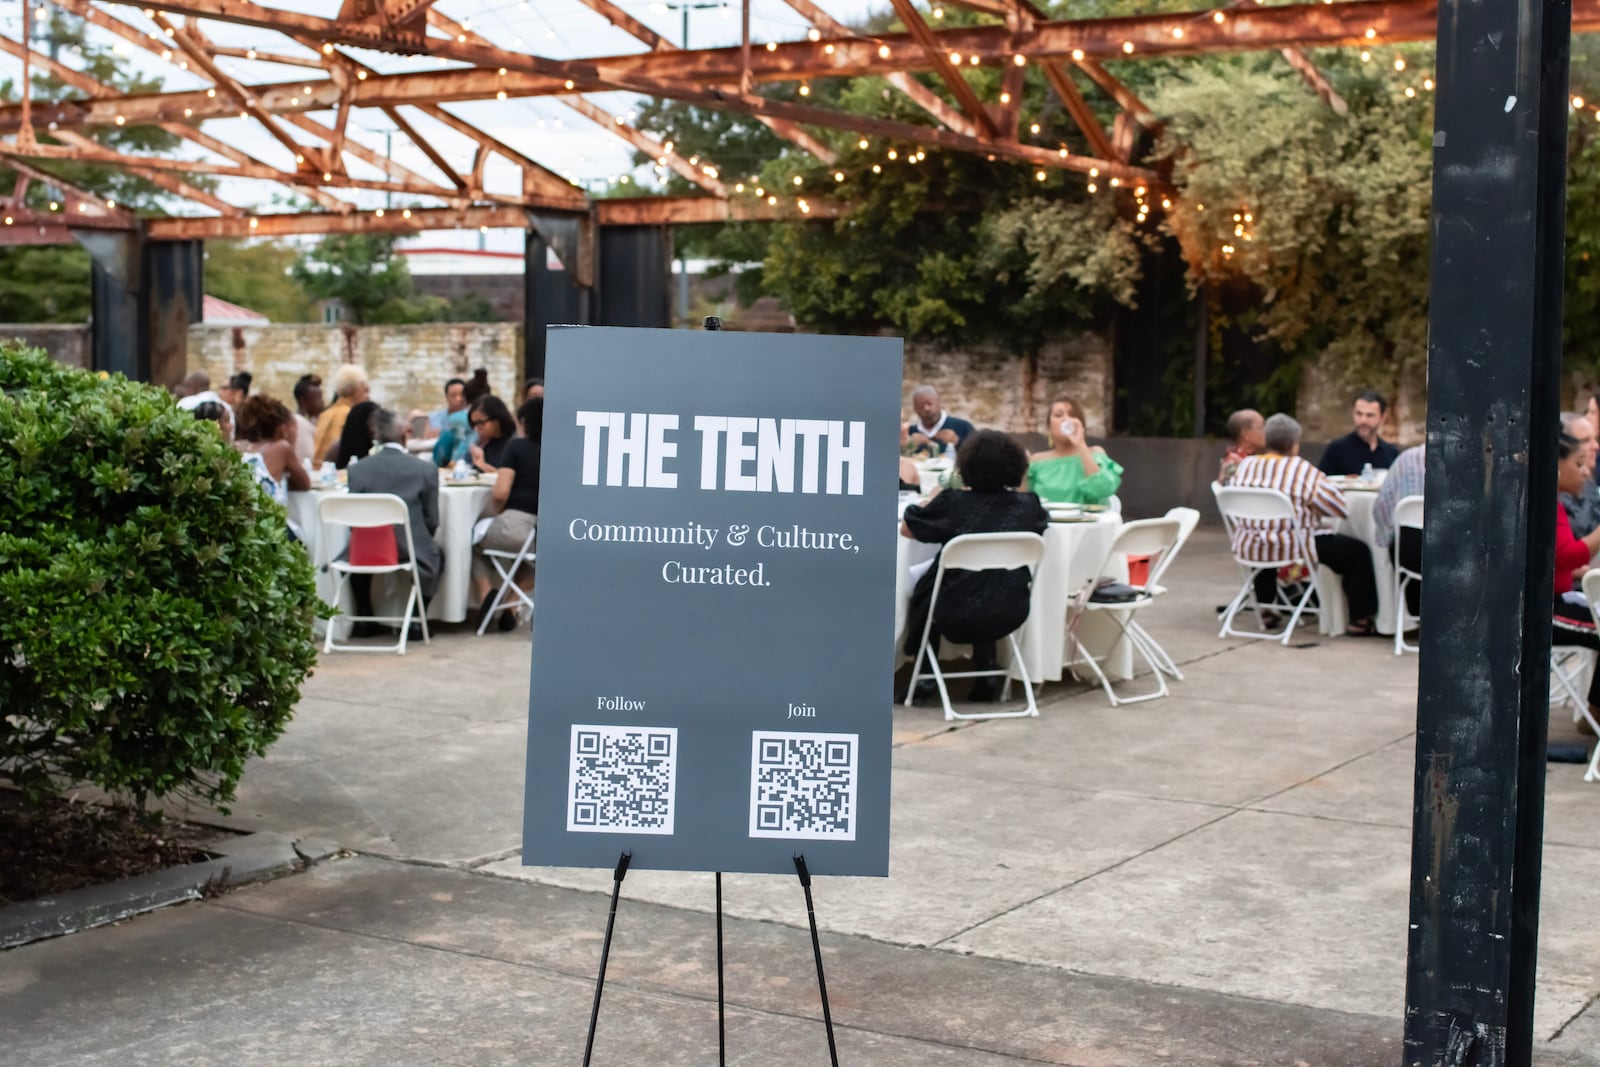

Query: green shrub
[0,344,321,809]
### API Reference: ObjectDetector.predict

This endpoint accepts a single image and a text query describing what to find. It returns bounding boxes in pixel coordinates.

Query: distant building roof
[400,247,527,276]
[203,293,269,325]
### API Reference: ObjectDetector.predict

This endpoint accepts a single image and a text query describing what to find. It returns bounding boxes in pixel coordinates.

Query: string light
[1029,122,1041,134]
[968,54,979,66]
[792,175,803,186]
[1405,87,1416,98]
[834,171,845,181]
[402,208,412,218]
[879,45,890,59]
[1172,27,1184,38]
[1213,11,1225,22]
[1086,182,1097,193]
[375,208,385,217]
[1360,50,1371,62]
[932,5,944,17]
[798,83,810,96]
[872,164,882,173]
[766,41,777,51]
[887,149,898,160]
[249,217,259,229]
[1071,48,1084,61]
[1000,92,1011,104]
[1013,53,1026,66]
[1424,78,1435,90]
[858,138,869,149]
[807,28,821,42]
[1394,57,1406,71]
[949,52,962,64]
[1575,95,1587,109]
[1035,170,1047,181]
[1122,41,1134,53]
[824,44,834,54]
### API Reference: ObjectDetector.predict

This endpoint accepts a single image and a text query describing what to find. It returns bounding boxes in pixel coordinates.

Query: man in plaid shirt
[1230,414,1380,635]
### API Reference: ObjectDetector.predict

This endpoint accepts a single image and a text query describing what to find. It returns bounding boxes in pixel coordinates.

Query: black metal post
[1402,0,1571,1059]
[581,851,631,1067]
[715,871,726,1067]
[793,854,840,1067]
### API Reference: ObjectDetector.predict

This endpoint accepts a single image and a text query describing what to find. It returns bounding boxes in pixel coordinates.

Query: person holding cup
[1026,395,1123,506]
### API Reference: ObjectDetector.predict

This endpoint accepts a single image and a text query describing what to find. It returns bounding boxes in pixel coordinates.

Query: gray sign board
[522,326,903,876]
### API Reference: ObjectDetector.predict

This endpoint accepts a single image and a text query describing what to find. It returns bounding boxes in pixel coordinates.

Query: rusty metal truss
[0,0,1594,242]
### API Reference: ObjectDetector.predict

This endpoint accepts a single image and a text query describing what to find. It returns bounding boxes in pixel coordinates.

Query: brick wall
[902,334,1114,436]
[186,323,522,415]
[3,324,91,369]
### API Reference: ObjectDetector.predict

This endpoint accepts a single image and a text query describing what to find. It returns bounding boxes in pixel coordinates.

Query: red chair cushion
[349,525,399,567]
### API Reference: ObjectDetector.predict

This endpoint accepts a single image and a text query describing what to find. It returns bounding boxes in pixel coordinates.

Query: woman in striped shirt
[1229,414,1379,635]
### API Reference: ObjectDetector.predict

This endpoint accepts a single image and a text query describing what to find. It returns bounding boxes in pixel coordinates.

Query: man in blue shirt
[1318,390,1400,476]
[905,384,975,457]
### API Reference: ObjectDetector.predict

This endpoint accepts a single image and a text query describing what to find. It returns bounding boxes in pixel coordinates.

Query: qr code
[567,725,678,835]
[749,731,859,841]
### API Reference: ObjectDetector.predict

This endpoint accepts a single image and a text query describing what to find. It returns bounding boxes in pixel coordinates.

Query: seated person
[898,425,921,491]
[1231,414,1378,635]
[1318,390,1400,476]
[333,399,379,470]
[1552,422,1600,716]
[1026,395,1123,505]
[904,384,974,457]
[1561,411,1600,539]
[901,430,1049,703]
[1217,408,1264,486]
[1373,444,1425,618]
[345,408,443,638]
[234,395,311,515]
[473,399,543,633]
[467,395,516,472]
[188,398,233,440]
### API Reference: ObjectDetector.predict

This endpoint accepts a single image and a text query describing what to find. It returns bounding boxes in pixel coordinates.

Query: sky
[0,0,888,251]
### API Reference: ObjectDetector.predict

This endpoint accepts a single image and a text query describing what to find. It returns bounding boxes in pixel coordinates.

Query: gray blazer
[346,445,442,585]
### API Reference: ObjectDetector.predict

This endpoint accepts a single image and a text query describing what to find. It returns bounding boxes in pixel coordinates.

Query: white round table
[290,480,495,625]
[894,509,1133,685]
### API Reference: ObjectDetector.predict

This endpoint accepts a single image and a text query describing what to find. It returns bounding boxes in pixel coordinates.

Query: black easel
[581,851,631,1067]
[582,852,840,1066]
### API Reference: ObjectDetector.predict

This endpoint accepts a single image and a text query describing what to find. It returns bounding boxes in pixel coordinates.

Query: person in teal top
[1026,395,1123,505]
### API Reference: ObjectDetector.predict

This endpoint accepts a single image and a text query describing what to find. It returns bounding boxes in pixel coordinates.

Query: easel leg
[715,871,726,1067]
[793,854,840,1067]
[581,851,631,1067]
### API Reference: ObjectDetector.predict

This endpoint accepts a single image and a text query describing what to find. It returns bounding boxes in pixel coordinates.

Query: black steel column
[141,239,203,389]
[596,225,671,329]
[1403,0,1571,1061]
[85,231,140,380]
[525,228,592,379]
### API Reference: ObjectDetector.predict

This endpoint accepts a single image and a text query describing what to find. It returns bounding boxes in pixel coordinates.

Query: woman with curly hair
[235,394,311,505]
[900,429,1048,703]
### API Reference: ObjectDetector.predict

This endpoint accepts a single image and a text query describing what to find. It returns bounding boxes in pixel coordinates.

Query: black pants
[1552,598,1600,705]
[1251,532,1378,622]
[1397,527,1422,617]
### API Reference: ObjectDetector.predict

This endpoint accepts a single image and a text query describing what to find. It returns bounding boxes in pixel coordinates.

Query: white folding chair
[903,531,1046,722]
[318,493,430,655]
[1213,485,1323,645]
[476,524,537,636]
[1577,569,1600,783]
[1392,495,1424,655]
[1064,517,1185,705]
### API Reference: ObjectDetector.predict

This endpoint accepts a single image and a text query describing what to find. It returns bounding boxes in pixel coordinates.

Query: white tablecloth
[289,482,495,625]
[894,513,1133,685]
[1317,488,1398,636]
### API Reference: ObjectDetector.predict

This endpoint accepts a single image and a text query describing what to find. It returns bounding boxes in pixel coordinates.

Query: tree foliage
[0,345,321,810]
[631,2,1600,429]
[205,240,316,323]
[291,233,498,324]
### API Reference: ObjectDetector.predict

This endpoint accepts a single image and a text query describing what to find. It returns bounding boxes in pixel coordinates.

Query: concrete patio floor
[8,528,1599,1065]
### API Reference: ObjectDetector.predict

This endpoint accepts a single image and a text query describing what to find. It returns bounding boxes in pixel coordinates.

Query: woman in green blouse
[1026,395,1124,505]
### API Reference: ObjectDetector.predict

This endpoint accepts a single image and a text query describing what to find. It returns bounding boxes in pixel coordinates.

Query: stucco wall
[186,323,522,415]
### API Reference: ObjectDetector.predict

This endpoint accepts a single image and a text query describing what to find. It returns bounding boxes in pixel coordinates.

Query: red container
[1127,554,1152,587]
